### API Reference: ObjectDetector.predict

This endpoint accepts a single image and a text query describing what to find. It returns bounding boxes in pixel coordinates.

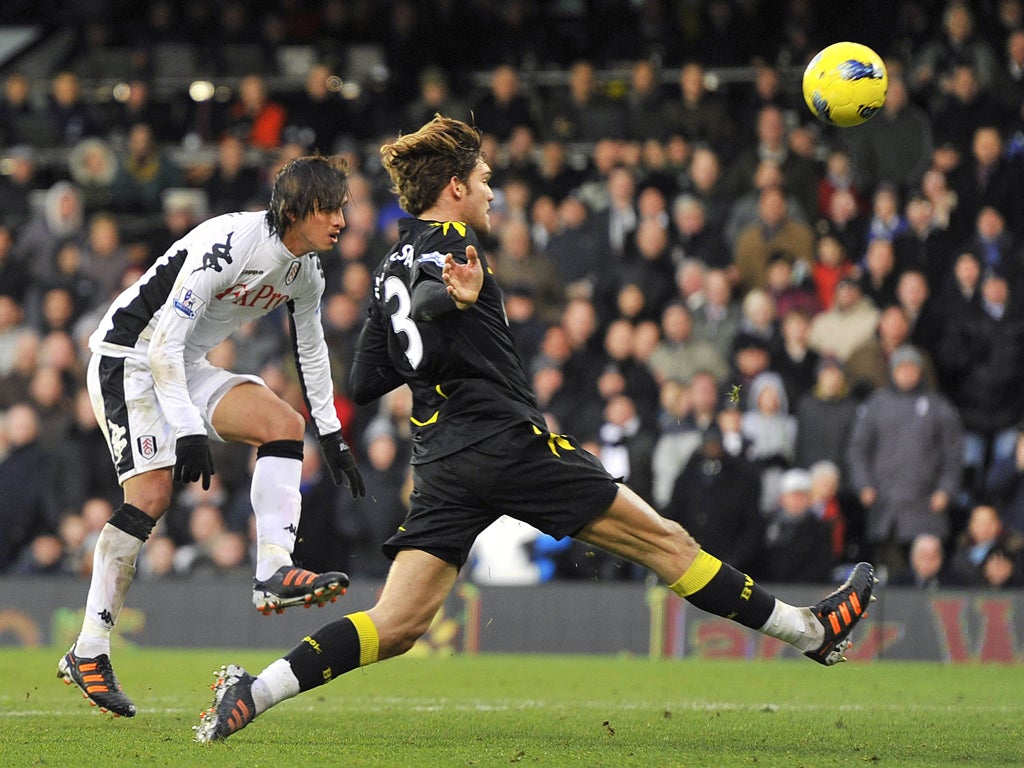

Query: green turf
[2,648,1022,767]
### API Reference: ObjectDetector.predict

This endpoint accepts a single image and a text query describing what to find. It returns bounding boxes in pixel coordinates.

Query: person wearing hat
[848,344,963,576]
[763,467,835,583]
[808,273,880,362]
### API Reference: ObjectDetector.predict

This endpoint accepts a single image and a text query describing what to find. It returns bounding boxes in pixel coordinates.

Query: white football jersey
[89,211,340,439]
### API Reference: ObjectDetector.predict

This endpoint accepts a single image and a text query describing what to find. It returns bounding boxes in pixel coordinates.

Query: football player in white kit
[58,154,365,718]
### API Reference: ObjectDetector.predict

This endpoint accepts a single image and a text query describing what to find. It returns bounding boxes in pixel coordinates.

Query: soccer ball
[802,42,888,127]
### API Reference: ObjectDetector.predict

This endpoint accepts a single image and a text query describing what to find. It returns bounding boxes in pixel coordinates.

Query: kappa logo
[285,260,301,285]
[191,232,234,273]
[137,434,158,460]
[172,286,205,319]
[107,419,128,465]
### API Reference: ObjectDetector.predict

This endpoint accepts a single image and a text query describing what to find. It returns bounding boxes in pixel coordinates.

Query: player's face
[460,160,493,235]
[285,206,346,256]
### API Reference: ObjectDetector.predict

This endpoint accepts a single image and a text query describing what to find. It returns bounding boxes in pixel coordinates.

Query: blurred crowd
[2,0,1024,589]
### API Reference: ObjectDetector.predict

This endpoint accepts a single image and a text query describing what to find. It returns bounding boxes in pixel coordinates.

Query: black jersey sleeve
[349,315,405,405]
[411,279,456,322]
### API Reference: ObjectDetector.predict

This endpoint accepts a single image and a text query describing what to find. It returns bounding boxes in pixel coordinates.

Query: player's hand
[443,244,483,309]
[173,434,215,490]
[319,431,366,498]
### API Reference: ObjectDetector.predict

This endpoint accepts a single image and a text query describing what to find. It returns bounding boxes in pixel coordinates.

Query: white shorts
[87,353,264,484]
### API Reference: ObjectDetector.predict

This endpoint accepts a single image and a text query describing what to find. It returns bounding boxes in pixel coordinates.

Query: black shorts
[382,423,620,567]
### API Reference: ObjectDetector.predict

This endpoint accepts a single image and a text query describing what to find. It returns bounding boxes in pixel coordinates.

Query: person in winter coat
[847,345,963,576]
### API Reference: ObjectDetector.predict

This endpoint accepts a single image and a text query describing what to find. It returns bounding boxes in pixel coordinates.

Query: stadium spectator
[930,65,1006,153]
[683,145,731,235]
[283,63,348,154]
[762,468,834,584]
[808,460,848,563]
[808,276,880,362]
[845,76,933,194]
[949,504,1024,588]
[472,64,538,143]
[0,403,60,572]
[491,218,564,325]
[909,2,997,106]
[846,306,939,398]
[221,74,288,150]
[733,185,815,293]
[647,301,728,387]
[201,134,262,216]
[847,344,963,576]
[984,427,1024,534]
[14,181,87,287]
[938,270,1024,502]
[889,532,963,588]
[46,71,100,146]
[662,424,763,576]
[0,72,35,147]
[741,370,797,513]
[772,307,819,408]
[543,59,626,142]
[404,66,470,135]
[896,269,946,366]
[794,356,857,473]
[664,61,735,151]
[953,126,1022,240]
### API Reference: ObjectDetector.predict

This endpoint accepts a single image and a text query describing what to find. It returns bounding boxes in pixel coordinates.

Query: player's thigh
[575,484,699,582]
[209,380,304,445]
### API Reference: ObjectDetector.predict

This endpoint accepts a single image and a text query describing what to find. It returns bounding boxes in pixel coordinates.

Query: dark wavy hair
[265,154,350,238]
[379,114,482,215]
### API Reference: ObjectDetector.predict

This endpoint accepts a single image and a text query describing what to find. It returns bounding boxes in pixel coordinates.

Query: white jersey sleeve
[287,254,342,438]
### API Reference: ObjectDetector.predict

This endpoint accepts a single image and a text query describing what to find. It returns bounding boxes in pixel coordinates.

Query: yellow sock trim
[669,551,723,597]
[346,611,380,666]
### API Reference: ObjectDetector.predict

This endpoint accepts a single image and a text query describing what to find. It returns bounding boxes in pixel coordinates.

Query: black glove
[173,434,215,490]
[319,431,366,498]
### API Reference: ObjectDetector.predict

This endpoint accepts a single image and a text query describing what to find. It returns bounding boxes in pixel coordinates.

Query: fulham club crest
[137,434,158,460]
[285,261,301,285]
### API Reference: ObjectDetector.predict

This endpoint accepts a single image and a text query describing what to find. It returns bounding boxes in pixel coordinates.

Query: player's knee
[259,406,305,442]
[123,485,172,518]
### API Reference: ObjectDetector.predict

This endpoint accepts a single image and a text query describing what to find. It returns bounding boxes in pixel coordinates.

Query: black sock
[284,612,379,691]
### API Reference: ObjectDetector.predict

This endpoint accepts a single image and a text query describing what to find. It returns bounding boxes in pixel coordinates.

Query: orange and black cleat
[804,562,877,666]
[194,664,257,742]
[251,565,348,615]
[57,646,137,717]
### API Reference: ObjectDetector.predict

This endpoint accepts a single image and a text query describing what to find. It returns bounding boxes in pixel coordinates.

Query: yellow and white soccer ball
[802,41,888,127]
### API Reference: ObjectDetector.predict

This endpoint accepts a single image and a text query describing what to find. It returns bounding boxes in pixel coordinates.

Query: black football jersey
[361,217,545,463]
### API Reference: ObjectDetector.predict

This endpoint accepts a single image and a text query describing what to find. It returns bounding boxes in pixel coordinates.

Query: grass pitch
[2,648,1022,767]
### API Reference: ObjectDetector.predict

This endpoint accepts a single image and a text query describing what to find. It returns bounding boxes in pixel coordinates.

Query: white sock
[251,658,301,715]
[251,454,303,581]
[758,600,824,652]
[75,524,143,658]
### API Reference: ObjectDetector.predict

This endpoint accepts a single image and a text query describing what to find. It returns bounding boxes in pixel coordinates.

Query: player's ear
[450,176,464,199]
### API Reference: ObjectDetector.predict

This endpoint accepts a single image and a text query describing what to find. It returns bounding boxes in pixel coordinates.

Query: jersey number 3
[384,276,423,369]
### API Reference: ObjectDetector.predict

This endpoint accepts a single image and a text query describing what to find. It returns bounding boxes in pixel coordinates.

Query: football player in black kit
[195,116,876,742]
